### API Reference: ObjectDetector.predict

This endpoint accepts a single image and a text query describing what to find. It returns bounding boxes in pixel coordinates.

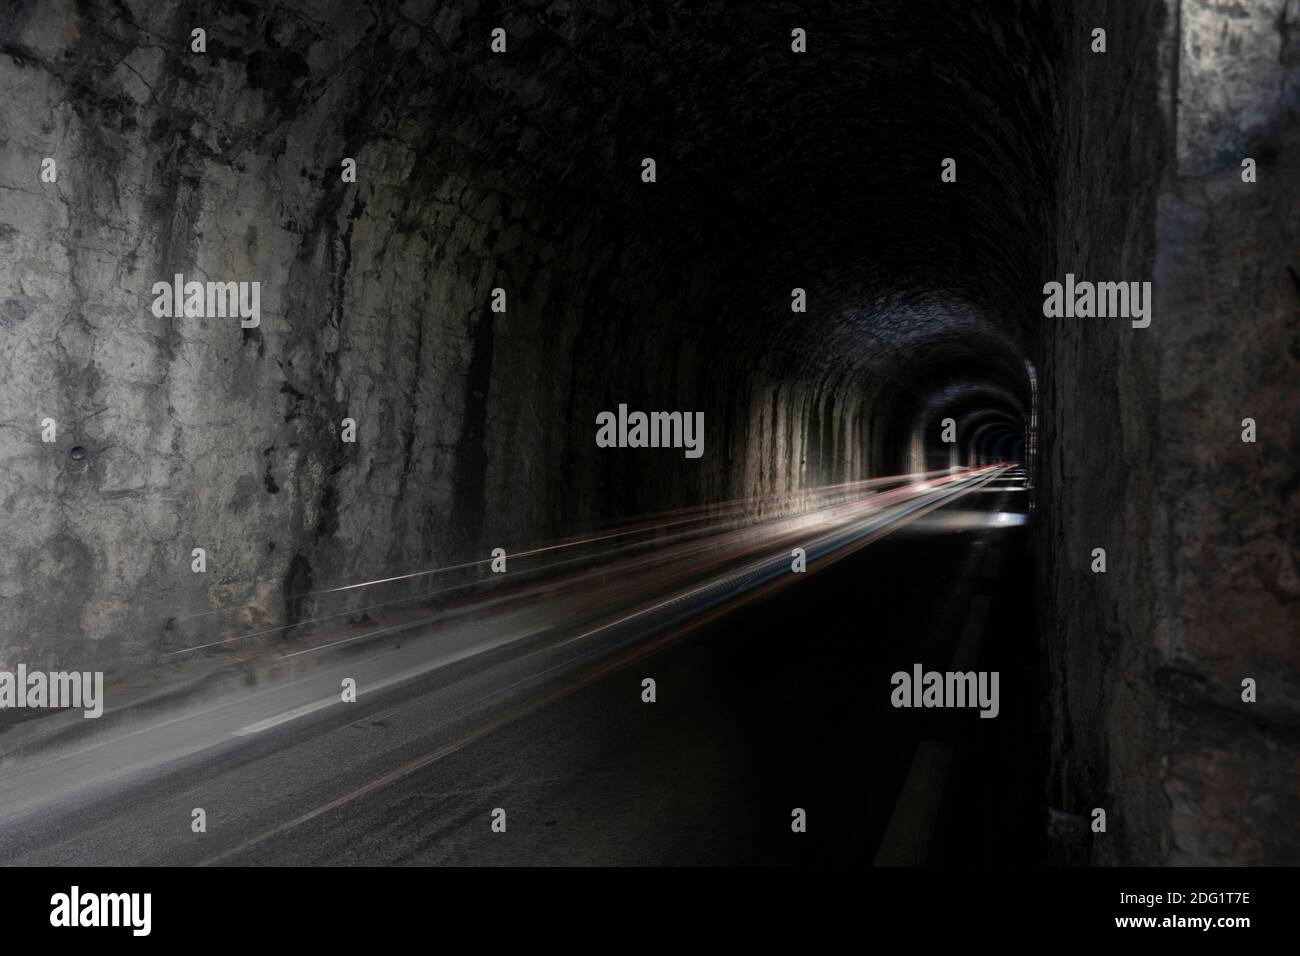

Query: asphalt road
[0,470,1038,865]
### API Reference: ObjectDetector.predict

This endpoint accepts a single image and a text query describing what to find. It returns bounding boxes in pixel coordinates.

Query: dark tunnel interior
[0,0,1296,871]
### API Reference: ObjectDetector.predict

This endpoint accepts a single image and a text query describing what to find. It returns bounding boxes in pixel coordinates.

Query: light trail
[168,466,969,625]
[0,463,1021,833]
[161,464,1014,659]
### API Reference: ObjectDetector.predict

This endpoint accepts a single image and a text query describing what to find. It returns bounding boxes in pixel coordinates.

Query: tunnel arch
[1,0,1293,869]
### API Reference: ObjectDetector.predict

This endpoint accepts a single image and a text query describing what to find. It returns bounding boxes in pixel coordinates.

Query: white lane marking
[874,741,954,866]
[233,698,338,736]
[876,586,996,864]
[232,623,551,737]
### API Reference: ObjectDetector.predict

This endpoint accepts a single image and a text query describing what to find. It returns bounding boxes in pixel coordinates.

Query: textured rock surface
[0,1,1031,672]
[1151,0,1300,865]
[1040,0,1300,864]
[0,0,1294,863]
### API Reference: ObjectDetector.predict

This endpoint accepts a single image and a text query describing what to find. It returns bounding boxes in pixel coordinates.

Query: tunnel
[0,1,1296,872]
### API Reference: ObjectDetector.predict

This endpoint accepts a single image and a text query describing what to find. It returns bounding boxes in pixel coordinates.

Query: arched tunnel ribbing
[0,0,1296,868]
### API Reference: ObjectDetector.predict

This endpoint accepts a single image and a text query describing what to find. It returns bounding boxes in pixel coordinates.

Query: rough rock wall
[1037,0,1169,866]
[1040,0,1300,864]
[0,1,877,673]
[1152,0,1300,865]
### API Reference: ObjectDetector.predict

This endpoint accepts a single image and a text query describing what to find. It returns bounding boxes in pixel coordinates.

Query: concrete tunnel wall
[0,1,1295,863]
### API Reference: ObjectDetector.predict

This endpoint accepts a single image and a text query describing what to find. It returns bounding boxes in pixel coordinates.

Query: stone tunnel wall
[0,2,877,674]
[3,0,1293,869]
[1040,0,1300,864]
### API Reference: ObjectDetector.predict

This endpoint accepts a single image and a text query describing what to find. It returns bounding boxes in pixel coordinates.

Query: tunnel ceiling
[1,0,1068,668]
[80,0,1059,403]
[467,0,1060,400]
